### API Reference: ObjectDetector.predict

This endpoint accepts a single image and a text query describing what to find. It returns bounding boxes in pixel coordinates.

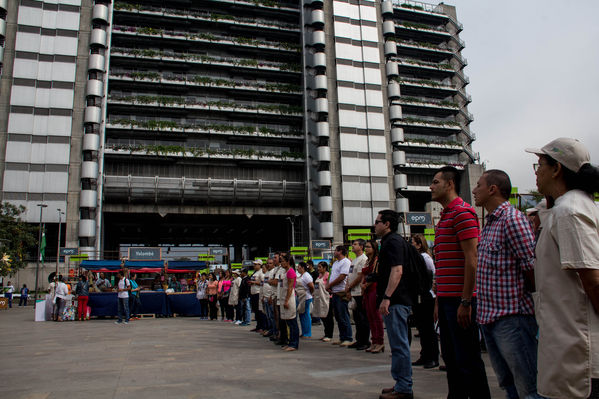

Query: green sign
[70,254,89,261]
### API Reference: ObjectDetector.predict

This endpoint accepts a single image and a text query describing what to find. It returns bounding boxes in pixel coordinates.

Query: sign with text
[406,212,432,225]
[311,240,331,250]
[128,247,161,261]
[209,248,227,256]
[59,248,78,256]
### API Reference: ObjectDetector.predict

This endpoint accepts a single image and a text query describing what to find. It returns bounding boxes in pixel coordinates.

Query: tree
[0,202,38,276]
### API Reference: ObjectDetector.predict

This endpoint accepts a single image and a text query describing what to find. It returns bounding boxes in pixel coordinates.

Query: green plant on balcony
[129,71,161,81]
[399,3,424,10]
[401,22,434,31]
[137,27,163,36]
[114,2,140,11]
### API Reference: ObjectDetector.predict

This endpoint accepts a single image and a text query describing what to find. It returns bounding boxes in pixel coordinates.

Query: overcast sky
[446,0,599,192]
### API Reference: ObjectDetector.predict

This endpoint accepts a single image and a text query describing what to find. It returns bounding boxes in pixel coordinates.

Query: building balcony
[396,59,454,78]
[397,160,465,170]
[107,96,303,118]
[395,139,463,152]
[106,120,304,141]
[397,78,457,99]
[397,40,453,60]
[397,98,459,117]
[110,48,301,76]
[462,145,480,162]
[114,4,300,33]
[109,73,302,96]
[394,21,452,44]
[104,145,305,163]
[111,26,301,54]
[395,117,461,135]
[103,175,306,205]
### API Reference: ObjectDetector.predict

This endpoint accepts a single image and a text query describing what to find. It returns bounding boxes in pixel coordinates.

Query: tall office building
[0,0,479,260]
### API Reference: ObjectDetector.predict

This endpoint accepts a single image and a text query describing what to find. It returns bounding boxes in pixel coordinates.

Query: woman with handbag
[361,239,385,353]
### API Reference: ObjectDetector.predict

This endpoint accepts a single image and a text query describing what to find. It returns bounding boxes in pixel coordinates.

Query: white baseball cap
[525,137,590,173]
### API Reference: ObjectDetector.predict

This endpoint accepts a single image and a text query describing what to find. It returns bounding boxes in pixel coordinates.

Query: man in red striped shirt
[430,166,490,399]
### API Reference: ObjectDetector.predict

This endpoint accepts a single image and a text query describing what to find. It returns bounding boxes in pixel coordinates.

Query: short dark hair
[281,252,295,268]
[306,260,314,267]
[297,262,306,271]
[378,209,399,232]
[437,166,461,195]
[335,245,347,256]
[317,261,329,272]
[544,154,599,195]
[483,169,512,200]
[353,239,366,250]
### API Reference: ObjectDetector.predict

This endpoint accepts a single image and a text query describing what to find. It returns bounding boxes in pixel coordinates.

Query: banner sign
[128,247,161,261]
[311,240,331,250]
[60,248,78,256]
[406,212,432,225]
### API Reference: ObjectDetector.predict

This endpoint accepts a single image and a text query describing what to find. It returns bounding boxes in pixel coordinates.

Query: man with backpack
[375,209,414,399]
[430,166,491,399]
[115,270,131,324]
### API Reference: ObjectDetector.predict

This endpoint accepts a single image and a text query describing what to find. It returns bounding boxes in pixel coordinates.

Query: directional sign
[128,247,161,261]
[242,260,254,267]
[209,248,227,256]
[311,240,331,250]
[59,248,78,256]
[406,212,432,225]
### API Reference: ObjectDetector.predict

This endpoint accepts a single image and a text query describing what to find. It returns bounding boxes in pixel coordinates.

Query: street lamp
[286,216,295,248]
[34,203,48,301]
[55,209,65,277]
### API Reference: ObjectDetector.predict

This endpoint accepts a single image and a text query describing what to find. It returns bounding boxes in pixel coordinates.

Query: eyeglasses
[374,220,384,225]
[533,163,540,172]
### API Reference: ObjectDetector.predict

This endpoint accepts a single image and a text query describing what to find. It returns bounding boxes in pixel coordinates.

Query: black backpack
[404,242,433,304]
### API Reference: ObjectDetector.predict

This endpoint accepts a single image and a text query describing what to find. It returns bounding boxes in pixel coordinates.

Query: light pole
[34,203,48,301]
[55,209,64,277]
[286,216,295,248]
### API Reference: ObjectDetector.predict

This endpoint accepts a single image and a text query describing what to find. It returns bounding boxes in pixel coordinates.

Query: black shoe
[356,345,370,351]
[269,336,278,341]
[439,365,447,371]
[347,342,360,349]
[274,341,287,346]
[423,360,439,369]
[411,358,426,366]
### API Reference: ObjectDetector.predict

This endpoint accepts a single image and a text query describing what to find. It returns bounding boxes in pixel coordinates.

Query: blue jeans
[383,304,413,394]
[299,298,312,337]
[243,298,251,324]
[481,315,544,399]
[331,294,352,341]
[117,297,130,322]
[5,293,12,308]
[438,297,490,399]
[286,317,300,349]
[263,300,276,334]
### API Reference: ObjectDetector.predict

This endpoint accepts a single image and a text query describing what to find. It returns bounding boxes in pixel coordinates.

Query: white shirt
[300,272,314,300]
[535,189,599,398]
[329,257,351,293]
[421,252,436,298]
[275,266,286,305]
[6,285,14,294]
[262,268,274,298]
[55,282,69,299]
[348,253,368,297]
[117,278,130,299]
[250,269,264,295]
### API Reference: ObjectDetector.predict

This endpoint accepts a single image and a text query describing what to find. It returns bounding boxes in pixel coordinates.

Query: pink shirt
[286,268,297,288]
[219,279,231,293]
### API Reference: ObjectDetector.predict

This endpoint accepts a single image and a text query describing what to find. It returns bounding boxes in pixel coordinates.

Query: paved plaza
[0,306,502,399]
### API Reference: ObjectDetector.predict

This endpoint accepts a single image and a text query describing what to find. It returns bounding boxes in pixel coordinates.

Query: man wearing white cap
[526,137,599,399]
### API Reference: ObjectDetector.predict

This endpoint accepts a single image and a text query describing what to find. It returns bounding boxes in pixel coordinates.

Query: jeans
[199,299,209,318]
[364,289,384,345]
[77,296,89,320]
[19,296,28,306]
[5,293,12,308]
[243,297,251,324]
[263,299,275,333]
[286,317,300,349]
[331,294,352,341]
[117,297,130,322]
[414,291,439,362]
[481,315,543,399]
[383,304,413,394]
[438,297,490,399]
[352,295,371,346]
[299,298,312,337]
[323,300,335,338]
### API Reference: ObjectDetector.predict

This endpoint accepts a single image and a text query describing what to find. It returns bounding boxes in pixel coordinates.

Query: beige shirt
[275,266,286,305]
[250,269,263,296]
[312,273,330,318]
[279,268,296,320]
[535,189,599,399]
[349,253,368,297]
[262,268,274,299]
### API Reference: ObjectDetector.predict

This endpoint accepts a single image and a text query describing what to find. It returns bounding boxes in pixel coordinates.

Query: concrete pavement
[0,306,502,399]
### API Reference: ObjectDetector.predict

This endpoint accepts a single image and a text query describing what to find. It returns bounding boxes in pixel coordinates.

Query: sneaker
[322,337,331,342]
[114,321,122,324]
[240,322,250,326]
[124,321,129,324]
[339,341,353,347]
[234,320,242,325]
[331,340,341,345]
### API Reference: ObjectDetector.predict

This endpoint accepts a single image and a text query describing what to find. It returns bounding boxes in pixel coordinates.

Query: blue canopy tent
[166,261,207,273]
[124,260,165,273]
[79,260,122,273]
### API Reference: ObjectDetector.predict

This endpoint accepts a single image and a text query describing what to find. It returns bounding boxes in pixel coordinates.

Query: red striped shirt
[434,197,480,297]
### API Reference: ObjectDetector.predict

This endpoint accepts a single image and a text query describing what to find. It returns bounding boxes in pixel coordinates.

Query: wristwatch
[460,298,471,307]
[383,294,392,300]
